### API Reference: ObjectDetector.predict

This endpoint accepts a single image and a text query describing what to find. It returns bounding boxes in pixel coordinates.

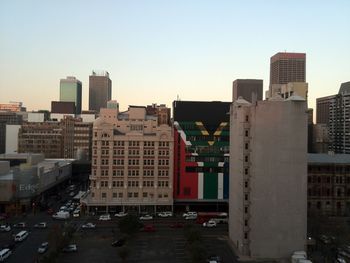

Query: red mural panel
[173,128,198,200]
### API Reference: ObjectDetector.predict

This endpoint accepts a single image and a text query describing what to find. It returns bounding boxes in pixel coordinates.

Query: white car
[62,244,77,252]
[114,211,128,217]
[182,211,197,218]
[139,215,153,220]
[0,224,11,232]
[99,214,111,221]
[34,222,47,228]
[185,215,197,220]
[73,210,80,218]
[82,223,96,229]
[203,220,217,228]
[158,211,173,217]
[38,242,49,254]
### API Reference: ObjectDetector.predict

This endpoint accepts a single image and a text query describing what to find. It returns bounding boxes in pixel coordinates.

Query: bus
[196,212,228,224]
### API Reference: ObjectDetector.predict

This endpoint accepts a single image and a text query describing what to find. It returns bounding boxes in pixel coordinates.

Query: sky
[0,0,349,114]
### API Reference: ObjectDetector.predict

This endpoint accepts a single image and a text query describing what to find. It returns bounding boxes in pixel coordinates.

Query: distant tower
[60,76,82,114]
[232,79,263,103]
[270,52,306,86]
[89,71,112,112]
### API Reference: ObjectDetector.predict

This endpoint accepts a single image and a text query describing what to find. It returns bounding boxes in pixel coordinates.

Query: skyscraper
[232,79,263,102]
[316,81,350,153]
[60,76,82,114]
[270,52,306,86]
[89,71,112,112]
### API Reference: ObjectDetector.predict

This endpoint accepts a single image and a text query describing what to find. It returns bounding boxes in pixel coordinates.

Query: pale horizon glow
[0,1,349,115]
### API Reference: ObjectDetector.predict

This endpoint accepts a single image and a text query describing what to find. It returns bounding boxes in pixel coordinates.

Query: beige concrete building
[85,104,173,214]
[267,82,308,100]
[229,96,307,259]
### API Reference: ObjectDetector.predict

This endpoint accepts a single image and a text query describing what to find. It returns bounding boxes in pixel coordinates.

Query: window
[118,192,123,198]
[113,192,117,198]
[244,207,248,213]
[244,220,248,226]
[245,130,249,137]
[244,233,248,239]
[102,193,107,198]
[134,192,139,198]
[245,143,248,150]
[128,192,132,198]
[143,192,148,198]
[245,156,248,162]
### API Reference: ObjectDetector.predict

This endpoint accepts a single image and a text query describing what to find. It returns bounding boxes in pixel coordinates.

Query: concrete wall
[229,98,308,259]
[5,124,20,154]
[28,113,45,122]
[250,100,307,258]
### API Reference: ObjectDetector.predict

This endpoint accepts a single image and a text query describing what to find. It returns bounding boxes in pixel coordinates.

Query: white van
[14,230,29,242]
[0,249,12,262]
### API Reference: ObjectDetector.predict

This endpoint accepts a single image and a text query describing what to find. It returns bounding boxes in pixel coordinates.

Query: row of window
[94,169,170,177]
[94,192,169,199]
[95,180,170,188]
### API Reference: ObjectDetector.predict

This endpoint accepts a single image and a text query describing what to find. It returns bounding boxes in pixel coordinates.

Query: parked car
[99,214,111,221]
[73,210,80,218]
[139,214,153,220]
[13,222,26,228]
[206,255,222,263]
[182,211,197,218]
[157,211,173,217]
[142,224,156,232]
[0,224,11,232]
[62,244,77,252]
[111,238,126,247]
[82,223,96,229]
[114,211,128,217]
[169,222,185,229]
[38,242,49,254]
[185,215,197,220]
[203,220,217,228]
[34,222,47,229]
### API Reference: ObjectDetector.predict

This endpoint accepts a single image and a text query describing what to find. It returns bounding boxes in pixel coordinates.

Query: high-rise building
[270,52,306,86]
[232,79,263,102]
[85,104,173,213]
[316,81,350,153]
[229,96,307,259]
[173,101,230,211]
[89,71,112,112]
[60,77,82,114]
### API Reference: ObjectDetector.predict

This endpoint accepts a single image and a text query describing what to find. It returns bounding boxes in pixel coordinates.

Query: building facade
[17,117,93,160]
[308,154,350,216]
[316,82,350,153]
[60,76,82,114]
[0,102,26,112]
[89,71,112,112]
[229,97,307,259]
[85,104,173,214]
[173,101,230,211]
[232,79,263,103]
[269,52,306,86]
[0,154,72,214]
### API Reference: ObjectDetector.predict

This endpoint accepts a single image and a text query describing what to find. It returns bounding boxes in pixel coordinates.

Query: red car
[143,224,156,232]
[169,222,185,228]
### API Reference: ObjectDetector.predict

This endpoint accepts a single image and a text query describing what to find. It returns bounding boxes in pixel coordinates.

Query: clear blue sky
[0,0,349,115]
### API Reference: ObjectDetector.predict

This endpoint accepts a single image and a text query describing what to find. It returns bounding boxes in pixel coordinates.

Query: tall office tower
[85,104,173,213]
[316,81,350,153]
[89,71,112,112]
[229,96,307,259]
[270,52,306,85]
[232,79,263,103]
[60,76,82,114]
[173,101,230,211]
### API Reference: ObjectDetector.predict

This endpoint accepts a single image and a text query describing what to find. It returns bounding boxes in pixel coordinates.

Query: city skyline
[0,1,349,113]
